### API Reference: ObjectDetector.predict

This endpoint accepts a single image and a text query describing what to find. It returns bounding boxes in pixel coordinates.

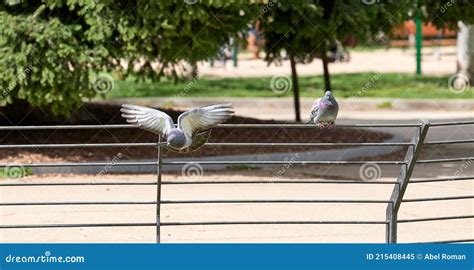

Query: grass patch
[377,101,393,109]
[107,73,473,100]
[348,45,388,52]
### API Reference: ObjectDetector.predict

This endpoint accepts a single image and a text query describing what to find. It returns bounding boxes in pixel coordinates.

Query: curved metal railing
[0,120,472,243]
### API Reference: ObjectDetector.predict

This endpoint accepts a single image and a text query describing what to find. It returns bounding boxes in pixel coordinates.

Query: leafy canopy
[0,0,257,114]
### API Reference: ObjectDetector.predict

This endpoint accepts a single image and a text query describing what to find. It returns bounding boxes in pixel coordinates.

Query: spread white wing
[120,104,174,137]
[178,103,234,138]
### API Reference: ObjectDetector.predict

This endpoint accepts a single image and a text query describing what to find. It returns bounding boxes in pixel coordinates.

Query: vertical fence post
[156,136,163,243]
[386,119,430,243]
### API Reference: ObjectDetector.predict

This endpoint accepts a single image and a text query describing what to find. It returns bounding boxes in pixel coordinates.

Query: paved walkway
[2,172,472,243]
[198,47,458,77]
[103,97,474,121]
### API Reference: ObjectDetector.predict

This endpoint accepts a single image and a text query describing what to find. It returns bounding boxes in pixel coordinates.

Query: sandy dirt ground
[120,98,473,122]
[105,94,473,123]
[1,162,472,243]
[198,47,458,77]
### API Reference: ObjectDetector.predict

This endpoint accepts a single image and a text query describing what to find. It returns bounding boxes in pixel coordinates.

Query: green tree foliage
[419,1,474,84]
[0,0,256,115]
[419,0,474,28]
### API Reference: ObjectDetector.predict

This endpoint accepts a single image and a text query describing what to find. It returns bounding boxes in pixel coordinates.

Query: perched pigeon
[120,103,234,152]
[308,91,339,129]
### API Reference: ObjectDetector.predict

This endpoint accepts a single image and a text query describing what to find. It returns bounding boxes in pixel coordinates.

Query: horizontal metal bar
[204,142,412,147]
[0,142,413,149]
[424,139,474,145]
[0,122,468,132]
[0,220,389,229]
[402,195,474,203]
[0,180,399,187]
[0,202,156,206]
[0,162,157,168]
[216,124,421,128]
[163,161,405,165]
[410,176,474,184]
[0,182,158,187]
[162,180,398,185]
[0,123,422,131]
[3,223,473,230]
[0,223,155,229]
[1,176,468,186]
[429,121,474,127]
[163,199,392,204]
[0,199,392,206]
[0,143,159,149]
[0,160,405,168]
[0,125,135,130]
[161,220,388,226]
[398,215,474,223]
[412,239,474,244]
[417,157,473,164]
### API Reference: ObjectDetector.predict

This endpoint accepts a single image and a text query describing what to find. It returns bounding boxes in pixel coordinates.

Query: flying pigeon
[120,103,234,152]
[308,91,339,129]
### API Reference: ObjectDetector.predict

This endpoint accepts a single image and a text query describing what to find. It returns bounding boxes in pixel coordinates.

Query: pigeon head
[167,129,187,149]
[324,91,335,102]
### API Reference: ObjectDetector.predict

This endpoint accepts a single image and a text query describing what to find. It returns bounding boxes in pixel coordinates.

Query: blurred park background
[0,0,472,123]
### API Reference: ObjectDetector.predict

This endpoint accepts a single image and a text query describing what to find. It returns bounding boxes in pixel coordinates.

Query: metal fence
[0,120,473,243]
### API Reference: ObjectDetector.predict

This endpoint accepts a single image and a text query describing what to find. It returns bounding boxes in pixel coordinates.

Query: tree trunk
[289,53,301,122]
[457,22,474,83]
[322,57,332,92]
